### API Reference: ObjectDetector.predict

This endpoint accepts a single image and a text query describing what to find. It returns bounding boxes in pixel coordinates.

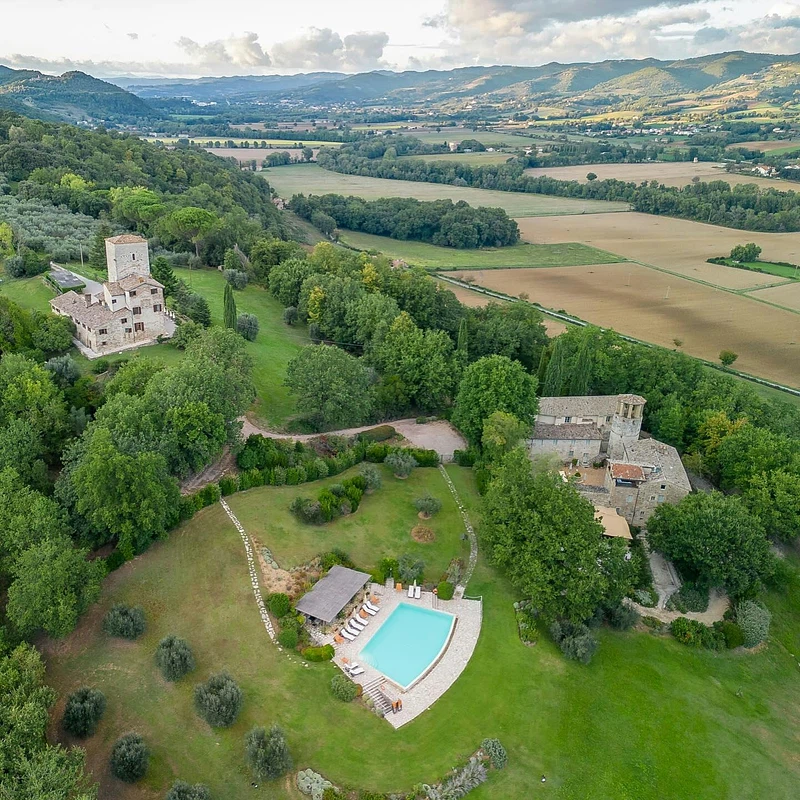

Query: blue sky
[2,0,800,76]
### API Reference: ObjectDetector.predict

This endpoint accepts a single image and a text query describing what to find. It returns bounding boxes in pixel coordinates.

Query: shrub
[666,583,709,613]
[320,549,354,570]
[165,780,211,800]
[365,442,389,462]
[736,600,771,648]
[278,628,299,649]
[359,425,396,442]
[374,557,399,585]
[245,724,292,781]
[398,553,424,583]
[62,687,106,738]
[718,620,745,649]
[224,268,249,289]
[194,672,243,727]
[110,732,149,783]
[670,617,724,650]
[414,494,443,518]
[608,603,639,631]
[301,645,335,662]
[358,462,382,491]
[155,635,195,681]
[219,475,239,496]
[236,312,259,341]
[384,451,417,478]
[402,447,439,467]
[549,620,598,664]
[437,581,455,601]
[453,448,478,467]
[105,550,126,572]
[330,674,359,702]
[91,358,110,374]
[633,588,658,607]
[196,483,221,508]
[283,306,298,325]
[481,737,507,770]
[103,604,145,640]
[296,768,334,799]
[267,593,291,618]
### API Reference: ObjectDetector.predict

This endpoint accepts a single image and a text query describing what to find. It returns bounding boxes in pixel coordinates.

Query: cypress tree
[89,223,113,271]
[457,317,468,360]
[542,337,567,396]
[223,282,237,330]
[536,345,551,387]
[568,335,593,396]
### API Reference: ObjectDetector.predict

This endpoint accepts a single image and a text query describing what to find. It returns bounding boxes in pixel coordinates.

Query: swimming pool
[359,603,455,690]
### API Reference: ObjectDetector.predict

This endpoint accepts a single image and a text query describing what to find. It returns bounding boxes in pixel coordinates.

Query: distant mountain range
[4,51,800,125]
[0,66,154,123]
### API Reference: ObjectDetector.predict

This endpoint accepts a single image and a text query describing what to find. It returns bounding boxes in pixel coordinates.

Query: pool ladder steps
[361,678,393,717]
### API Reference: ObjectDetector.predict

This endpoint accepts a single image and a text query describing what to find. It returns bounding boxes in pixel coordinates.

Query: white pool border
[359,602,456,692]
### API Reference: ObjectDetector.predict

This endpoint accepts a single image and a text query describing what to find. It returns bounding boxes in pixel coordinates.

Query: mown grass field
[226,463,469,580]
[402,152,517,166]
[340,231,624,270]
[263,164,630,217]
[43,466,800,800]
[719,259,800,281]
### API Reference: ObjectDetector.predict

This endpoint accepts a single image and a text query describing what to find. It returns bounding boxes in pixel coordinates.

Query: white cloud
[177,32,271,67]
[271,27,388,70]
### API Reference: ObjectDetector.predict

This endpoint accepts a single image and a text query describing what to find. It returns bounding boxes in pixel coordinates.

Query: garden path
[438,465,478,596]
[627,589,730,625]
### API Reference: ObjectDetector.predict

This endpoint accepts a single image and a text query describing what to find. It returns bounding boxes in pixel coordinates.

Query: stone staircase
[361,678,393,717]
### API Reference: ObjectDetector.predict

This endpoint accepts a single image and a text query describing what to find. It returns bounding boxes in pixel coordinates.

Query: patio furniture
[365,600,380,613]
[414,584,422,599]
[334,634,345,644]
[345,622,362,636]
[348,666,365,676]
[408,583,415,598]
[350,617,367,630]
[362,604,377,616]
[341,629,356,641]
[358,609,370,620]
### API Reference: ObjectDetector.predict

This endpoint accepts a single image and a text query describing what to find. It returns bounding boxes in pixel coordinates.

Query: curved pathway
[438,465,478,594]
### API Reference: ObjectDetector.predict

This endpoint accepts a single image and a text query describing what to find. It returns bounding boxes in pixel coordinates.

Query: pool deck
[327,582,482,728]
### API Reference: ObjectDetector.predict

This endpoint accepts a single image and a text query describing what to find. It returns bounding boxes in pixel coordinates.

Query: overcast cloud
[1,0,800,76]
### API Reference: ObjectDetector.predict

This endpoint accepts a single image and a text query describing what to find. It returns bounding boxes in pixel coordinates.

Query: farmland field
[442,263,800,386]
[205,147,325,164]
[523,161,783,190]
[749,281,800,311]
[403,151,517,165]
[264,165,630,216]
[516,212,800,289]
[340,230,624,269]
[150,137,342,148]
[726,140,800,152]
[403,129,534,146]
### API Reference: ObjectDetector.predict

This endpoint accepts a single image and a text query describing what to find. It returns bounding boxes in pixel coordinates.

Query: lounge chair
[408,583,415,598]
[362,604,377,616]
[344,662,361,673]
[341,629,356,642]
[346,621,363,635]
[365,600,380,613]
[415,584,422,599]
[348,666,365,676]
[350,617,366,630]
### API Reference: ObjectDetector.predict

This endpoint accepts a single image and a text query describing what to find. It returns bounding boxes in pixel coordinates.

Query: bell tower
[608,394,646,459]
[105,234,150,282]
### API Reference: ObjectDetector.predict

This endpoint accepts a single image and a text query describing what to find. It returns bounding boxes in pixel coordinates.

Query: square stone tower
[105,234,150,282]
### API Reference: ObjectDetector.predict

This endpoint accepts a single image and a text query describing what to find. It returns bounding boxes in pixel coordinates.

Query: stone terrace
[326,582,482,728]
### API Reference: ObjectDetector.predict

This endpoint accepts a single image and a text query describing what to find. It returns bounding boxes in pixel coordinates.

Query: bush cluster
[155,635,195,682]
[437,581,455,601]
[178,483,221,521]
[736,600,772,648]
[718,620,745,649]
[453,448,478,467]
[481,738,507,770]
[103,604,146,640]
[165,781,211,800]
[244,724,292,781]
[358,425,396,443]
[110,732,149,783]
[62,687,106,738]
[291,475,367,524]
[666,583,709,613]
[301,645,335,662]
[330,674,359,702]
[267,592,291,618]
[384,451,418,478]
[414,494,442,518]
[549,620,598,664]
[670,617,724,650]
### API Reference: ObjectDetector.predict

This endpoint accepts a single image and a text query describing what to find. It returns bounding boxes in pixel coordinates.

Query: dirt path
[241,416,468,461]
[628,588,730,624]
[179,447,236,495]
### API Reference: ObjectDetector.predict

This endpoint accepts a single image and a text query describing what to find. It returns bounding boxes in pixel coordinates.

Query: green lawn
[173,268,308,427]
[226,464,469,580]
[264,165,631,217]
[402,152,518,166]
[716,259,800,281]
[43,465,800,800]
[0,273,58,311]
[340,231,624,270]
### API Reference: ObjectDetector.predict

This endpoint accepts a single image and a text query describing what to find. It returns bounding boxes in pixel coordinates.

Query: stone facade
[50,235,169,356]
[528,394,690,526]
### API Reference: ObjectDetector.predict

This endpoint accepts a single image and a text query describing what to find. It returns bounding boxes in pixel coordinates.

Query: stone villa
[50,235,172,357]
[528,393,691,526]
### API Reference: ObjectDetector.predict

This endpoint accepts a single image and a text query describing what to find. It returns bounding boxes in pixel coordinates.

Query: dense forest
[289,194,520,248]
[0,111,283,265]
[318,137,800,232]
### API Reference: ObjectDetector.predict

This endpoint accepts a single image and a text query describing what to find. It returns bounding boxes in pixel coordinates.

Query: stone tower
[608,394,646,459]
[105,234,150,282]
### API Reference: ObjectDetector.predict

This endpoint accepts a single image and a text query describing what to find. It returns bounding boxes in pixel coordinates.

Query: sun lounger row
[407,582,422,599]
[336,600,382,642]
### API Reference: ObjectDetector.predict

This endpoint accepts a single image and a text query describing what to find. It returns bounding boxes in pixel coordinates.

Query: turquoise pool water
[359,603,455,689]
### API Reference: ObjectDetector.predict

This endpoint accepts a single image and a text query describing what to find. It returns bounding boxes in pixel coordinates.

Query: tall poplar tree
[223,283,237,330]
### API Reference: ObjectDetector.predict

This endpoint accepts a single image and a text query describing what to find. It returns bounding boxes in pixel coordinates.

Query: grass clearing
[226,464,469,580]
[340,230,624,270]
[172,268,307,427]
[402,152,518,166]
[717,260,800,281]
[43,465,800,799]
[446,263,800,388]
[264,164,630,217]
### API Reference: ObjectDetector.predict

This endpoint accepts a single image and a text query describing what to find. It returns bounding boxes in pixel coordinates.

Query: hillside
[0,66,155,123]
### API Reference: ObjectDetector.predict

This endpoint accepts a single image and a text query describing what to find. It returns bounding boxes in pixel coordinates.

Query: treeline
[289,194,519,248]
[254,241,548,428]
[0,111,284,266]
[318,137,800,232]
[540,326,800,542]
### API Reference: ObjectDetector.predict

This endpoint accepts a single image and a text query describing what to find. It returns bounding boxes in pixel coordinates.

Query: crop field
[403,152,517,165]
[407,129,533,146]
[264,165,630,216]
[206,147,325,163]
[726,140,800,152]
[339,230,624,269]
[516,212,800,290]
[442,263,800,386]
[150,137,342,148]
[749,281,800,311]
[523,161,783,190]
